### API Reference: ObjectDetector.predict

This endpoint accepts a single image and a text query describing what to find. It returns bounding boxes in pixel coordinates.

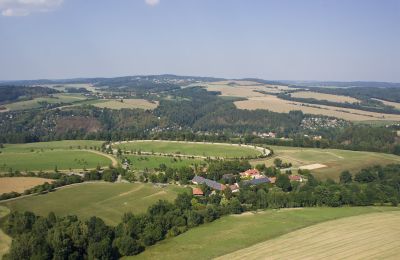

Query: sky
[0,0,399,82]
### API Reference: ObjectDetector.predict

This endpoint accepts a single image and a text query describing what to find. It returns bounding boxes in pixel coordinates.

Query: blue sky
[0,0,399,81]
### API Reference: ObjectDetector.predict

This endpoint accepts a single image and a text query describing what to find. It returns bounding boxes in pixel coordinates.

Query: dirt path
[84,149,118,167]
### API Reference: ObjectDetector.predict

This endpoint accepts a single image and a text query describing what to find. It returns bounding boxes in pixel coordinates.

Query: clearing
[0,177,54,194]
[0,182,186,226]
[129,207,398,260]
[218,211,400,260]
[92,99,159,110]
[251,145,400,180]
[114,140,264,158]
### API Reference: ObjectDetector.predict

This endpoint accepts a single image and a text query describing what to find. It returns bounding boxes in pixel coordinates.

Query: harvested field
[0,206,11,259]
[0,177,54,194]
[298,163,327,170]
[93,99,158,110]
[372,98,400,110]
[291,91,360,103]
[218,211,400,260]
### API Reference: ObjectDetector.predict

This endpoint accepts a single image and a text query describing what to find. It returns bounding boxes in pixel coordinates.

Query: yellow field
[373,98,400,110]
[291,91,360,103]
[0,206,11,259]
[217,211,400,260]
[0,177,54,194]
[93,99,158,110]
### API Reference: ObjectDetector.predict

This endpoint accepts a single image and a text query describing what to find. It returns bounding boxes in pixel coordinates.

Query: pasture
[252,145,400,180]
[130,207,397,260]
[0,177,54,194]
[123,155,203,170]
[218,211,400,260]
[92,99,159,110]
[114,140,262,158]
[1,182,186,226]
[0,140,112,172]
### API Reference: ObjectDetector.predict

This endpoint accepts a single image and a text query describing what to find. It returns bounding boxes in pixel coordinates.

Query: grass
[115,141,261,158]
[92,99,158,110]
[130,207,398,260]
[123,155,204,170]
[0,140,111,172]
[251,145,400,180]
[0,206,11,260]
[218,211,400,260]
[0,182,186,226]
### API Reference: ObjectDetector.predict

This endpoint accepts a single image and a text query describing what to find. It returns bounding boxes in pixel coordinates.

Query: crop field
[218,211,400,260]
[92,99,159,110]
[0,206,11,260]
[1,182,186,226]
[130,207,397,260]
[252,145,400,180]
[4,93,87,111]
[0,140,112,172]
[114,140,262,158]
[373,98,400,110]
[0,177,54,194]
[123,155,204,170]
[290,91,360,103]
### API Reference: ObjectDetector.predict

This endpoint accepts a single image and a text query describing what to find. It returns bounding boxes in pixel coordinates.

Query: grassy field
[129,207,397,260]
[291,91,360,103]
[0,177,54,194]
[115,141,261,158]
[251,145,400,180]
[1,182,186,226]
[123,155,204,170]
[0,140,111,172]
[92,99,158,110]
[4,93,87,111]
[0,206,11,260]
[218,211,400,260]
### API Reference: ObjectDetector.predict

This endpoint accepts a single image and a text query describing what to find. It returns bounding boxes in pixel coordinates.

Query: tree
[229,198,243,214]
[113,236,142,256]
[340,171,352,183]
[276,174,291,191]
[273,158,282,168]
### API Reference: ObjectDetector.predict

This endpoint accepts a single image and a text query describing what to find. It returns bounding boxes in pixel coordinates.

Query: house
[268,177,276,184]
[240,169,260,178]
[191,176,226,191]
[229,183,240,193]
[243,177,270,186]
[289,175,303,182]
[222,173,236,181]
[192,175,206,185]
[192,187,204,196]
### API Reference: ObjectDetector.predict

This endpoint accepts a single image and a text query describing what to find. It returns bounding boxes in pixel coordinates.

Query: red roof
[192,187,204,196]
[289,175,301,181]
[241,169,260,176]
[268,177,276,184]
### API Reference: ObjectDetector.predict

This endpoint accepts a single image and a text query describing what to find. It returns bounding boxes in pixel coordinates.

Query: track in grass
[218,211,400,260]
[123,155,204,170]
[129,207,397,260]
[1,182,186,225]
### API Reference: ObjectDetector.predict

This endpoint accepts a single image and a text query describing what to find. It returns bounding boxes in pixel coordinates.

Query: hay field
[0,206,11,260]
[251,145,400,180]
[1,182,185,226]
[218,211,400,260]
[291,91,360,103]
[93,99,158,110]
[130,207,397,260]
[114,140,262,158]
[0,177,54,194]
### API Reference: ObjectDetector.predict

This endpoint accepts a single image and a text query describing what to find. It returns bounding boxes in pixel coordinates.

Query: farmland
[218,211,400,260]
[252,145,400,180]
[0,140,112,172]
[290,91,360,103]
[123,155,203,170]
[114,140,263,158]
[92,99,159,110]
[130,207,397,260]
[0,206,11,260]
[1,182,186,226]
[0,177,54,194]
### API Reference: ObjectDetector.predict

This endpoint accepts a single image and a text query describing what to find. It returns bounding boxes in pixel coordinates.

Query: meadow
[0,140,111,172]
[115,140,262,158]
[129,207,397,259]
[92,99,159,110]
[252,145,400,180]
[218,211,400,260]
[123,155,203,170]
[0,182,186,226]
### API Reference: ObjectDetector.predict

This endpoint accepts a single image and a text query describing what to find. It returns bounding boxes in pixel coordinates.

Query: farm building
[289,175,303,182]
[268,177,276,184]
[191,176,226,191]
[243,177,270,186]
[229,183,240,193]
[192,187,204,196]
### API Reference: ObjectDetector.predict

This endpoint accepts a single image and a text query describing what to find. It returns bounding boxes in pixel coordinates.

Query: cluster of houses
[191,168,303,196]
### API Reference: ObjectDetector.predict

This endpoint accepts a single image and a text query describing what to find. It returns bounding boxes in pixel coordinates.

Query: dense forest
[0,85,58,104]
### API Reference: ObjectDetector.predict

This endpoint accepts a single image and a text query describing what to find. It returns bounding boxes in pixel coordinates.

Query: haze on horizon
[0,0,399,82]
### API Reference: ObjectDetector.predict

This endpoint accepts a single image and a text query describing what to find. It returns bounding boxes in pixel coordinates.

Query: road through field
[217,211,400,260]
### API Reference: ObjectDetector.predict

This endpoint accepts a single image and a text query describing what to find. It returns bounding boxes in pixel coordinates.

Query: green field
[124,155,204,170]
[252,145,400,180]
[130,207,398,260]
[0,140,111,172]
[4,93,87,111]
[1,182,186,226]
[115,141,261,158]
